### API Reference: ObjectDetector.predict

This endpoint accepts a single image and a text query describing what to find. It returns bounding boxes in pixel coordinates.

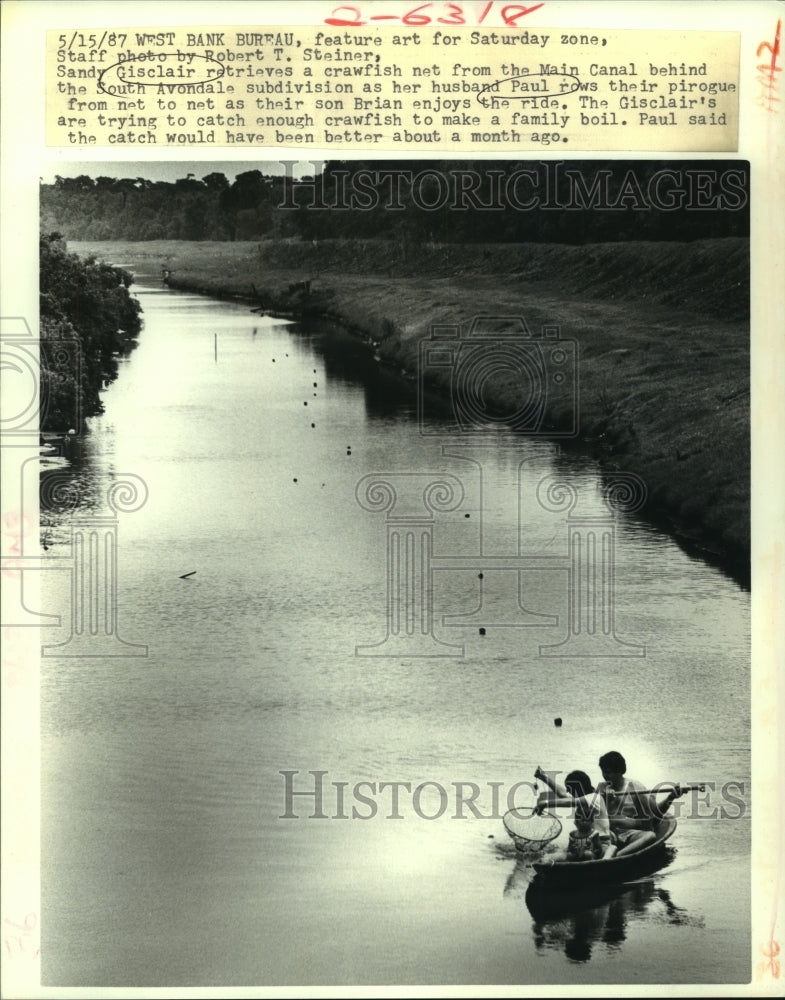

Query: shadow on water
[291,315,420,421]
[501,848,704,963]
[295,313,750,589]
[41,301,749,591]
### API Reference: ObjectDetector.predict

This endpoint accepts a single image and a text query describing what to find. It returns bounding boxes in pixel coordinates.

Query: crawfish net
[503,808,563,853]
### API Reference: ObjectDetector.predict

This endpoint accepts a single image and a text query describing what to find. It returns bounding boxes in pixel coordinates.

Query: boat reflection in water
[503,847,704,963]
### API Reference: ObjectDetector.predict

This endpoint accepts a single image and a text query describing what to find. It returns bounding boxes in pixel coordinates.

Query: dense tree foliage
[39,233,142,430]
[40,161,748,245]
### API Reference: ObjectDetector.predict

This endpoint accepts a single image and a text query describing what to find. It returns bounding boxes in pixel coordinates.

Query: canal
[40,284,751,987]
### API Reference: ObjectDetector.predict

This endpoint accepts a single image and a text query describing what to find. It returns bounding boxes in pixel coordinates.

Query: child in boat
[536,769,617,862]
[567,804,606,861]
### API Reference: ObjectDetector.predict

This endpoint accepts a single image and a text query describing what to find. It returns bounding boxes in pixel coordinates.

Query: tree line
[40,160,749,245]
[39,233,143,432]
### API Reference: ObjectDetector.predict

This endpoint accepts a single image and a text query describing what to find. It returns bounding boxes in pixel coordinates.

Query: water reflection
[502,850,703,963]
[40,432,136,519]
[528,879,703,963]
[40,456,107,549]
[504,847,704,962]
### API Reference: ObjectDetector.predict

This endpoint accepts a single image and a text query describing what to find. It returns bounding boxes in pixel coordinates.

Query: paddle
[533,767,706,798]
[604,783,706,796]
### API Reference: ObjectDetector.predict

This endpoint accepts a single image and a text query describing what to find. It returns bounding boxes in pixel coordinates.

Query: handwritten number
[756,20,782,111]
[402,3,433,25]
[500,3,545,25]
[324,2,549,27]
[438,3,466,25]
[325,5,366,26]
[476,1,494,22]
[756,19,781,65]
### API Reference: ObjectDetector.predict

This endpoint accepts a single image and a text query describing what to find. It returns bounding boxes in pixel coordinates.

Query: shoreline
[69,238,751,588]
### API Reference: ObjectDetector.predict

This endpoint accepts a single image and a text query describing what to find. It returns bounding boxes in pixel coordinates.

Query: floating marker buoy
[554,717,562,727]
[479,627,486,636]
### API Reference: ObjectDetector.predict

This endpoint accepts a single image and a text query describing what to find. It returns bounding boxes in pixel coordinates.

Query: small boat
[529,817,677,888]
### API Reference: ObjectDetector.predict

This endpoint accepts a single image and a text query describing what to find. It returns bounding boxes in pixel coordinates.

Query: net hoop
[503,808,562,852]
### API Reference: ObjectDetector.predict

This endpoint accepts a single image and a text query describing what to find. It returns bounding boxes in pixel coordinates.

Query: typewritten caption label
[47,26,740,150]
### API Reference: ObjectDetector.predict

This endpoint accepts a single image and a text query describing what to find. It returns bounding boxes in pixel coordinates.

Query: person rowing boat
[534,760,688,859]
[595,750,685,856]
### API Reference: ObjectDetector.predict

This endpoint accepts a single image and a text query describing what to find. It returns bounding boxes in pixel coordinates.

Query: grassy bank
[70,238,750,582]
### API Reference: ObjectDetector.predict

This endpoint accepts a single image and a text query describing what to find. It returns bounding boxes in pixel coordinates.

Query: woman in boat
[535,762,685,860]
[535,769,618,862]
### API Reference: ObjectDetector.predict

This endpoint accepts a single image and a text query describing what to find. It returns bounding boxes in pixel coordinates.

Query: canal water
[40,285,751,987]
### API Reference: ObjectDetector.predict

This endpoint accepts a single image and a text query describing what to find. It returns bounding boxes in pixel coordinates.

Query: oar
[534,767,706,797]
[604,784,706,796]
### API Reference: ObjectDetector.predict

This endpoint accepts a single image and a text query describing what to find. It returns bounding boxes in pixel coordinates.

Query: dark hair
[565,770,594,797]
[599,751,627,774]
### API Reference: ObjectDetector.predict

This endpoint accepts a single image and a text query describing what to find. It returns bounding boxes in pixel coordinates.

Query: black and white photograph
[33,155,753,987]
[1,3,782,998]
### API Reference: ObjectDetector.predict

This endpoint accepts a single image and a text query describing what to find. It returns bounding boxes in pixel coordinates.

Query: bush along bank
[40,234,143,433]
